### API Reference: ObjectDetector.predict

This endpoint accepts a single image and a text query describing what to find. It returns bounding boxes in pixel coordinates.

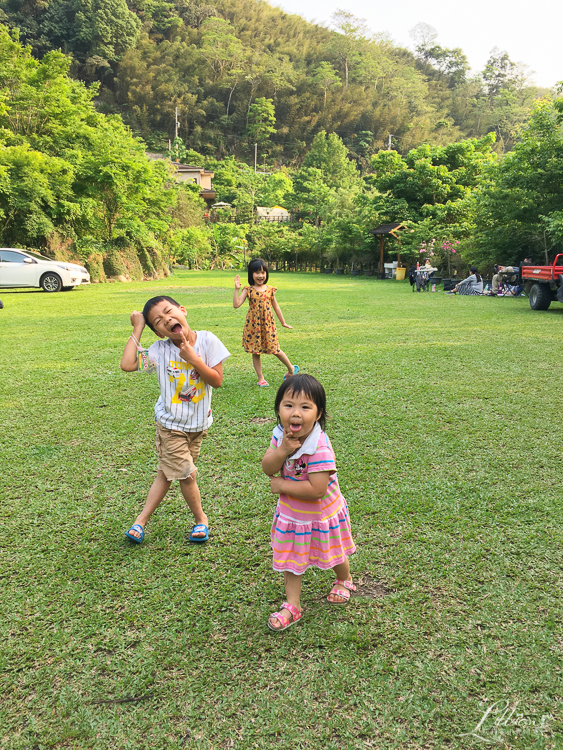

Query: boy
[121,296,230,544]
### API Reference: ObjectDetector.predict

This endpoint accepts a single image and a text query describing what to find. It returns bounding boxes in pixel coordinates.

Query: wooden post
[380,235,384,274]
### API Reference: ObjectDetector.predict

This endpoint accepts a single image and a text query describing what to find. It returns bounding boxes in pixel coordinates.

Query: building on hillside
[172,163,216,207]
[145,153,216,207]
[256,206,290,223]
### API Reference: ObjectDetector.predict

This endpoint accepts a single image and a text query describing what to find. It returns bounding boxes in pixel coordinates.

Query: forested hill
[0,0,549,164]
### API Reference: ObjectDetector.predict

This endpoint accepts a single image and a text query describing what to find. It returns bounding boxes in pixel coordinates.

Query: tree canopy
[0,0,549,161]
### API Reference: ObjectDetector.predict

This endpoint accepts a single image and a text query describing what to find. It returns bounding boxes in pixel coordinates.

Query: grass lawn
[1,271,562,749]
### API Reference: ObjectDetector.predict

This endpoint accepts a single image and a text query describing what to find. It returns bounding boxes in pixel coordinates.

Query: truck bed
[521,265,563,281]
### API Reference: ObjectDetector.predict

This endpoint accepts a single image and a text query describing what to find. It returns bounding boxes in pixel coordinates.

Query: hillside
[0,0,549,164]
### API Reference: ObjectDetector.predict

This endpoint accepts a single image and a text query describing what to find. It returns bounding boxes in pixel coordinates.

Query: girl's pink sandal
[267,602,303,632]
[327,579,356,605]
[257,379,269,387]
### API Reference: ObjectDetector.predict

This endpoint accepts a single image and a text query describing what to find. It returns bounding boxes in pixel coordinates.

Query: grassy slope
[1,272,561,749]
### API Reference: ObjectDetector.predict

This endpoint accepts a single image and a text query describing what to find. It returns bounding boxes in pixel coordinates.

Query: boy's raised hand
[234,274,241,290]
[130,310,145,332]
[178,330,196,364]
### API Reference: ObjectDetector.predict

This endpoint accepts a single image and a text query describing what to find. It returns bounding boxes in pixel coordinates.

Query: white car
[0,248,90,292]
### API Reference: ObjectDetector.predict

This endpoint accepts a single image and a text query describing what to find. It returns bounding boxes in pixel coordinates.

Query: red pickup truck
[522,254,563,310]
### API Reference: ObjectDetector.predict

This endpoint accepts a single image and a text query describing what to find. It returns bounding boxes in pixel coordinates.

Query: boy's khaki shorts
[155,423,207,481]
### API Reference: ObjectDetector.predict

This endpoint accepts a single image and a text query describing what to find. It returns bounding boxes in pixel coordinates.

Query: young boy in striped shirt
[121,296,230,545]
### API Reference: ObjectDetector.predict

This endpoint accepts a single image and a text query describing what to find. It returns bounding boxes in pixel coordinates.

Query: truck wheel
[529,283,552,310]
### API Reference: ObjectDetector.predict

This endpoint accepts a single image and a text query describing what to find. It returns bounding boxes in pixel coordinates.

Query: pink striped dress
[269,424,356,574]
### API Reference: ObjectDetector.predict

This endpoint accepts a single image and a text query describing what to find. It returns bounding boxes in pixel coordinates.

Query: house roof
[175,163,205,170]
[369,223,405,235]
[174,163,214,176]
[257,206,289,214]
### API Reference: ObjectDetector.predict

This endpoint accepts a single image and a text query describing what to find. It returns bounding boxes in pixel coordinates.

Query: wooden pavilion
[369,223,405,275]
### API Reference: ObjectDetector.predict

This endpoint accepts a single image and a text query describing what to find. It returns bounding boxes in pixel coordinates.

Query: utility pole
[254,143,257,173]
[387,134,394,150]
[175,107,179,141]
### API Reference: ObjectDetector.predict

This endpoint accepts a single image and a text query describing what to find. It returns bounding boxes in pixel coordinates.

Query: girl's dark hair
[247,258,269,286]
[143,295,181,332]
[470,266,481,283]
[274,374,327,430]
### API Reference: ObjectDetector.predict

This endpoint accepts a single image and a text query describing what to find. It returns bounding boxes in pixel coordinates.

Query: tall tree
[329,8,368,88]
[246,96,275,148]
[300,130,359,191]
[473,98,563,265]
[312,62,341,108]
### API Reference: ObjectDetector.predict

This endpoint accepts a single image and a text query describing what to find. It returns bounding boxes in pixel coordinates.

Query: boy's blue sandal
[125,524,144,544]
[283,365,300,381]
[189,524,209,543]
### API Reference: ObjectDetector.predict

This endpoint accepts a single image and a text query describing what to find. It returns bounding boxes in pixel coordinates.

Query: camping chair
[415,269,431,292]
[499,267,523,296]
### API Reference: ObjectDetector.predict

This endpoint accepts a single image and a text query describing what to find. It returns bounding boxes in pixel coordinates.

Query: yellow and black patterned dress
[242,285,281,354]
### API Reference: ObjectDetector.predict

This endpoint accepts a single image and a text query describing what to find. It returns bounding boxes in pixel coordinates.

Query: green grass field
[1,272,562,749]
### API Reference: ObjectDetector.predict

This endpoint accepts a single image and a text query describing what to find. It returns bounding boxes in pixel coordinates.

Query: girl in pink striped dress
[262,374,356,632]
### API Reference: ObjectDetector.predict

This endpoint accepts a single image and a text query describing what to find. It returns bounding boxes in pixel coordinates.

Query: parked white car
[0,248,90,292]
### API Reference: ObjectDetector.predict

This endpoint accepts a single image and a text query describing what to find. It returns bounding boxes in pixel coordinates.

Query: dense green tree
[256,169,293,208]
[245,96,275,148]
[169,225,211,267]
[473,98,563,266]
[72,0,141,63]
[368,135,497,268]
[200,16,244,84]
[291,166,334,226]
[0,142,78,244]
[370,136,496,219]
[311,62,341,108]
[300,130,359,191]
[411,23,469,88]
[329,9,368,89]
[0,24,184,281]
[1,1,546,162]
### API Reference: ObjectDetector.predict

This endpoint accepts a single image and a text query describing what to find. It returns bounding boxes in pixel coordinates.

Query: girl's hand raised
[234,274,241,290]
[279,427,301,457]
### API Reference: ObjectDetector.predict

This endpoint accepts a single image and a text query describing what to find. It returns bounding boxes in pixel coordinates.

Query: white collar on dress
[286,422,322,461]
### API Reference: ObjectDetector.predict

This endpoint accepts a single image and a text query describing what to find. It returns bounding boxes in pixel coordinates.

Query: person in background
[491,265,520,295]
[233,258,298,387]
[446,266,483,295]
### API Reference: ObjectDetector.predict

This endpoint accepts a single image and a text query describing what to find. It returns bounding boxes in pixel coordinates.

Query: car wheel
[529,283,551,310]
[61,286,75,291]
[40,273,63,292]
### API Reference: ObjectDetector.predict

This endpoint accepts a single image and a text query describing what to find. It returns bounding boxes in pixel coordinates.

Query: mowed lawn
[1,271,562,750]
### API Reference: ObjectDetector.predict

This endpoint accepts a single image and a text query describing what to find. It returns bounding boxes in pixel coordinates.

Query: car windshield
[24,250,57,261]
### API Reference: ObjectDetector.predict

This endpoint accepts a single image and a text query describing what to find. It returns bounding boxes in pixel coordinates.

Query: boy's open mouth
[289,424,302,433]
[171,323,182,334]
